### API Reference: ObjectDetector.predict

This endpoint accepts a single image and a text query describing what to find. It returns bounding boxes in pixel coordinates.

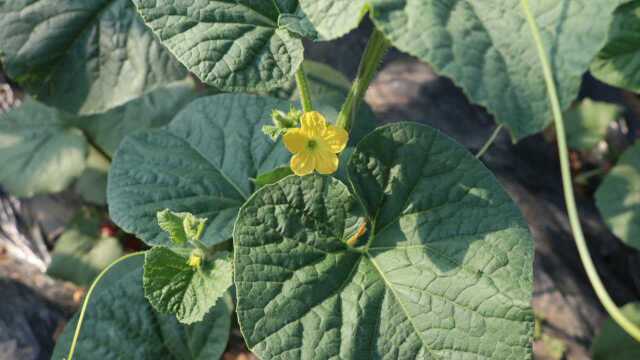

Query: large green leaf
[565,99,622,150]
[78,80,200,158]
[0,0,187,115]
[107,94,292,246]
[143,247,233,324]
[596,143,640,251]
[591,302,640,360]
[47,209,123,286]
[234,123,534,359]
[132,0,304,92]
[0,99,88,197]
[300,0,626,140]
[51,255,232,360]
[591,1,640,93]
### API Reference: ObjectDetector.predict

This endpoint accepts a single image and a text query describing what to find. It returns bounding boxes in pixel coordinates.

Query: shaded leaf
[0,0,187,114]
[591,302,640,360]
[591,1,640,92]
[565,99,622,150]
[73,147,110,205]
[51,255,232,360]
[47,209,123,286]
[77,80,200,158]
[0,99,88,197]
[596,143,640,250]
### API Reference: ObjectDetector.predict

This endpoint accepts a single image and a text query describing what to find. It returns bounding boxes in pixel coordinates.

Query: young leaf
[157,210,190,245]
[143,247,233,325]
[132,0,304,92]
[0,99,88,197]
[0,0,187,115]
[234,123,534,359]
[51,256,232,360]
[254,166,294,189]
[564,99,622,150]
[596,143,640,251]
[47,209,123,286]
[301,0,627,140]
[77,80,201,158]
[591,1,640,93]
[107,94,292,246]
[591,302,640,360]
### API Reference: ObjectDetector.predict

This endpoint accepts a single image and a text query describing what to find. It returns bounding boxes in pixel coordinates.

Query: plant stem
[295,67,313,113]
[522,0,640,342]
[66,252,145,360]
[475,124,504,159]
[85,133,112,163]
[336,28,390,131]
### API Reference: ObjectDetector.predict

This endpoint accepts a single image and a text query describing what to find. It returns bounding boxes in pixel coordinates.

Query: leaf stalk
[336,28,390,131]
[295,67,314,113]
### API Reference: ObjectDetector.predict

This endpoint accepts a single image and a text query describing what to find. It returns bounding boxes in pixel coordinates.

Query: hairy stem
[295,67,313,113]
[66,252,145,360]
[336,28,390,131]
[475,124,504,159]
[522,0,640,342]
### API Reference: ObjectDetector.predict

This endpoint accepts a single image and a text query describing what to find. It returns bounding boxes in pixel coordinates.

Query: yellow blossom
[283,112,349,176]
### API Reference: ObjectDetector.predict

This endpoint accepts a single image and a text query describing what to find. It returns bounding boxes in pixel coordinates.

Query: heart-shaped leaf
[0,99,88,197]
[107,94,292,246]
[234,122,534,359]
[300,0,626,140]
[591,1,640,93]
[132,0,304,92]
[0,0,187,115]
[143,247,233,324]
[596,143,640,251]
[51,255,232,360]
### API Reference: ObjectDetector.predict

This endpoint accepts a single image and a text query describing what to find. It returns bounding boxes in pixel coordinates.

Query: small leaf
[108,94,292,247]
[596,143,640,251]
[0,0,187,115]
[0,99,88,197]
[143,247,233,325]
[591,1,640,92]
[132,0,304,92]
[278,10,319,40]
[47,209,123,286]
[234,122,534,359]
[157,210,189,245]
[51,256,233,359]
[565,99,622,150]
[591,302,640,360]
[254,166,294,188]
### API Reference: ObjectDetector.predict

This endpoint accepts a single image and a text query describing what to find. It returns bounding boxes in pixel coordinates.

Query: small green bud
[183,214,207,242]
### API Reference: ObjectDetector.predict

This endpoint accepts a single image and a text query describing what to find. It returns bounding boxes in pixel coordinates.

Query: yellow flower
[283,111,349,176]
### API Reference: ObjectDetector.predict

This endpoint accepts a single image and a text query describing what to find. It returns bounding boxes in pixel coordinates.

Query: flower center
[306,139,318,151]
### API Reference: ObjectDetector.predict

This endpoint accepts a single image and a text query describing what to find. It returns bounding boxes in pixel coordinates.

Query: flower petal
[290,152,315,176]
[315,151,339,175]
[323,125,349,153]
[283,128,308,153]
[301,112,327,137]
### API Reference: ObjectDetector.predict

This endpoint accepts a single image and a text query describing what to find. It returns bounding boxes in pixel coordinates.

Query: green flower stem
[66,252,145,360]
[295,67,313,113]
[336,28,390,131]
[522,0,640,342]
[475,124,504,159]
